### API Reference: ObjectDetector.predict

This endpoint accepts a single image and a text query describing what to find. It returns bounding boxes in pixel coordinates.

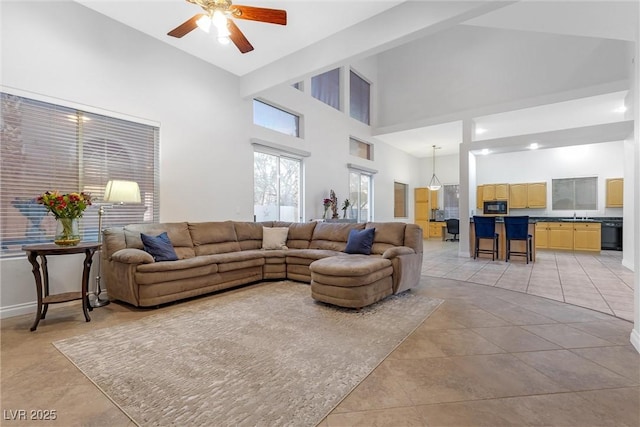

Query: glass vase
[54,217,81,246]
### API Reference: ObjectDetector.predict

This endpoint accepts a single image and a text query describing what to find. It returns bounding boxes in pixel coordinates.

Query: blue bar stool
[504,216,533,263]
[473,216,499,260]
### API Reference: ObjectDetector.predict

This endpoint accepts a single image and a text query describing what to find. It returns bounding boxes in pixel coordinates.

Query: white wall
[376,25,631,128]
[476,141,625,218]
[0,1,420,318]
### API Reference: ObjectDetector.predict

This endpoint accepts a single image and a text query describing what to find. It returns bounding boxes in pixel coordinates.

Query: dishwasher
[601,220,623,251]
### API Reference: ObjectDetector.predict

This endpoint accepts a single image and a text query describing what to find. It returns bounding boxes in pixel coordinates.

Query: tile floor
[421,239,635,321]
[1,242,638,426]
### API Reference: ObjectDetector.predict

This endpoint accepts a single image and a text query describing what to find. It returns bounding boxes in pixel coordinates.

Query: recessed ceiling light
[481,149,490,155]
[475,127,487,135]
[529,142,539,150]
[613,105,627,113]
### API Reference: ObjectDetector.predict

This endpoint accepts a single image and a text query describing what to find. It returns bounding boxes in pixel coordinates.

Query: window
[0,92,159,258]
[443,184,460,219]
[311,68,340,110]
[253,99,300,137]
[552,177,597,210]
[394,182,408,218]
[350,70,370,125]
[292,81,303,91]
[254,150,302,222]
[349,170,373,222]
[349,137,373,160]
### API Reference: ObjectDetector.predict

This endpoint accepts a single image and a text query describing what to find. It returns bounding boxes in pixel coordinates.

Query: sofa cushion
[365,222,407,255]
[233,222,264,250]
[141,232,179,262]
[309,222,365,251]
[124,222,195,259]
[189,221,241,256]
[274,221,317,249]
[344,228,375,255]
[262,227,289,250]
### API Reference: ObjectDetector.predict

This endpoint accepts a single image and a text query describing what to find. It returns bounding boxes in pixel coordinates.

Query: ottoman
[309,255,394,309]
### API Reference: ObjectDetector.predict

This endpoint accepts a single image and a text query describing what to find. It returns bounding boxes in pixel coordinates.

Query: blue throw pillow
[141,232,178,262]
[344,228,376,255]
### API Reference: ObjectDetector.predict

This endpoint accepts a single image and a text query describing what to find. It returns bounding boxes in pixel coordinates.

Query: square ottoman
[309,255,394,309]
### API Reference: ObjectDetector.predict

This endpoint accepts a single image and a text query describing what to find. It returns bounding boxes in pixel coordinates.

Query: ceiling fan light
[212,10,228,31]
[196,15,211,33]
[218,36,230,45]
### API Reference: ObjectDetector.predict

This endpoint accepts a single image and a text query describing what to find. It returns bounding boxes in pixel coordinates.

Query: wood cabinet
[536,221,601,252]
[429,221,444,238]
[510,182,547,209]
[480,183,509,201]
[574,223,602,252]
[606,178,623,208]
[476,186,484,210]
[430,189,439,210]
[414,188,430,238]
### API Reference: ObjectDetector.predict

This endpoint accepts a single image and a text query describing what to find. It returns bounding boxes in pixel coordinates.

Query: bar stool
[473,216,499,260]
[504,216,533,264]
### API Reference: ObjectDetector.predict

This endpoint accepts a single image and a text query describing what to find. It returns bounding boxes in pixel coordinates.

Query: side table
[22,242,101,331]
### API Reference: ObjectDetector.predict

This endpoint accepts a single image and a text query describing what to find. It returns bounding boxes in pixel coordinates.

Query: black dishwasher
[601,220,623,251]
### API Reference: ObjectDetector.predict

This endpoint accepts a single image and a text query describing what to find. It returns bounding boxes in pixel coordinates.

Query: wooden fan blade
[168,13,205,38]
[227,20,254,53]
[232,5,287,25]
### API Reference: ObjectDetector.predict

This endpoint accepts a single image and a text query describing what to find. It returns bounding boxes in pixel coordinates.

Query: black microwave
[483,200,508,216]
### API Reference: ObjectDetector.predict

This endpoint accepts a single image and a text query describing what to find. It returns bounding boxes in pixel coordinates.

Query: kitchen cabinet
[480,183,509,201]
[430,189,439,210]
[574,223,601,252]
[510,182,547,209]
[605,178,623,208]
[476,186,484,210]
[536,221,601,252]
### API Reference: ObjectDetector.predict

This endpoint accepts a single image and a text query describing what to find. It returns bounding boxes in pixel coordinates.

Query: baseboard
[631,329,640,354]
[0,301,37,319]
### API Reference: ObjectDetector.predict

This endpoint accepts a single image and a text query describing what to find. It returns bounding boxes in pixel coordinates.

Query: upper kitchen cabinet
[481,183,509,201]
[510,182,547,209]
[605,178,623,208]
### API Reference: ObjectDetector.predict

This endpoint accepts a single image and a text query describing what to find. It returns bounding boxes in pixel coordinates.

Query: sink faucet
[573,212,576,221]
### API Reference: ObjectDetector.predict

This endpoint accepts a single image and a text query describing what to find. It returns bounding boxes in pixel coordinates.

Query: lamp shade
[103,180,141,204]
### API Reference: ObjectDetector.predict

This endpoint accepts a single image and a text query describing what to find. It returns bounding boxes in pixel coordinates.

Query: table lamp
[93,180,141,307]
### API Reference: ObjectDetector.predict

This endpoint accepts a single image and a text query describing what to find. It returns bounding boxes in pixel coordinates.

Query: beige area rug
[54,281,442,427]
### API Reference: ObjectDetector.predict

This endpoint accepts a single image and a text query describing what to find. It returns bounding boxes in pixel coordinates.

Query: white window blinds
[0,92,159,258]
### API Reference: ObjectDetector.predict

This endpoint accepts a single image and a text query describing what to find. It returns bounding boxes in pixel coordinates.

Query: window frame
[311,68,341,111]
[253,98,301,138]
[348,167,375,223]
[349,137,373,161]
[552,176,598,211]
[394,182,408,218]
[349,69,371,125]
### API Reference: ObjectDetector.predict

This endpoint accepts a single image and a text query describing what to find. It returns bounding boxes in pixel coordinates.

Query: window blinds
[0,92,159,258]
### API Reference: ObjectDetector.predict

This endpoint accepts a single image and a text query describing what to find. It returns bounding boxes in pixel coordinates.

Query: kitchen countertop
[469,216,622,224]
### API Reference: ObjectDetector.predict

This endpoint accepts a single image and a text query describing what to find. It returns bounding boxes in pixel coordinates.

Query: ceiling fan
[167,0,287,54]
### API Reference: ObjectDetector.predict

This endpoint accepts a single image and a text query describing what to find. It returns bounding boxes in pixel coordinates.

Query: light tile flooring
[1,243,638,426]
[422,239,635,321]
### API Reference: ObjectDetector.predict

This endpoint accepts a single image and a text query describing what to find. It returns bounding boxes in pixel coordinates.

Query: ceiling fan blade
[227,20,254,54]
[232,5,287,25]
[168,13,205,38]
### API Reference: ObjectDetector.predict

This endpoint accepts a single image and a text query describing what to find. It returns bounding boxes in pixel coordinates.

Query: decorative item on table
[341,199,351,219]
[329,190,339,219]
[322,198,332,219]
[37,191,92,246]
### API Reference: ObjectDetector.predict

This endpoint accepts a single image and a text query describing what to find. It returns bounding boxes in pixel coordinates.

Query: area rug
[53,281,442,427]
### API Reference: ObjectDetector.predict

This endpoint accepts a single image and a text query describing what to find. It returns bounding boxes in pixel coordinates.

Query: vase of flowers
[342,199,351,219]
[322,198,332,219]
[37,191,92,246]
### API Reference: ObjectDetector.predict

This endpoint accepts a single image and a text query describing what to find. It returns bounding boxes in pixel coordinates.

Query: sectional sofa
[102,220,423,308]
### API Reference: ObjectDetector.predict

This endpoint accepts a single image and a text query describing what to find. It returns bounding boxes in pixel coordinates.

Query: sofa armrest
[382,246,415,259]
[111,248,154,264]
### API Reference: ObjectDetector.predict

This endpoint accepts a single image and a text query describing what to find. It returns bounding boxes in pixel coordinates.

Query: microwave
[483,200,508,216]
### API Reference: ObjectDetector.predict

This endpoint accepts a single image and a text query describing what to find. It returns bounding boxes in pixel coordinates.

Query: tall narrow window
[0,92,159,258]
[350,70,370,125]
[311,68,340,110]
[349,170,373,223]
[394,182,408,218]
[443,184,460,219]
[253,99,300,137]
[254,151,302,222]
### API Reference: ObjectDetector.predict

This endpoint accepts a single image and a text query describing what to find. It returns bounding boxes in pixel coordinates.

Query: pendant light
[428,145,442,190]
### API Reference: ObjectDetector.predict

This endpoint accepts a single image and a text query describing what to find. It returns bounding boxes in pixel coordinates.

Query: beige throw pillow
[262,227,289,250]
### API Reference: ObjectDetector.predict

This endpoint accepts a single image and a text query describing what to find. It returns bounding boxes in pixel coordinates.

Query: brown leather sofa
[102,221,423,308]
